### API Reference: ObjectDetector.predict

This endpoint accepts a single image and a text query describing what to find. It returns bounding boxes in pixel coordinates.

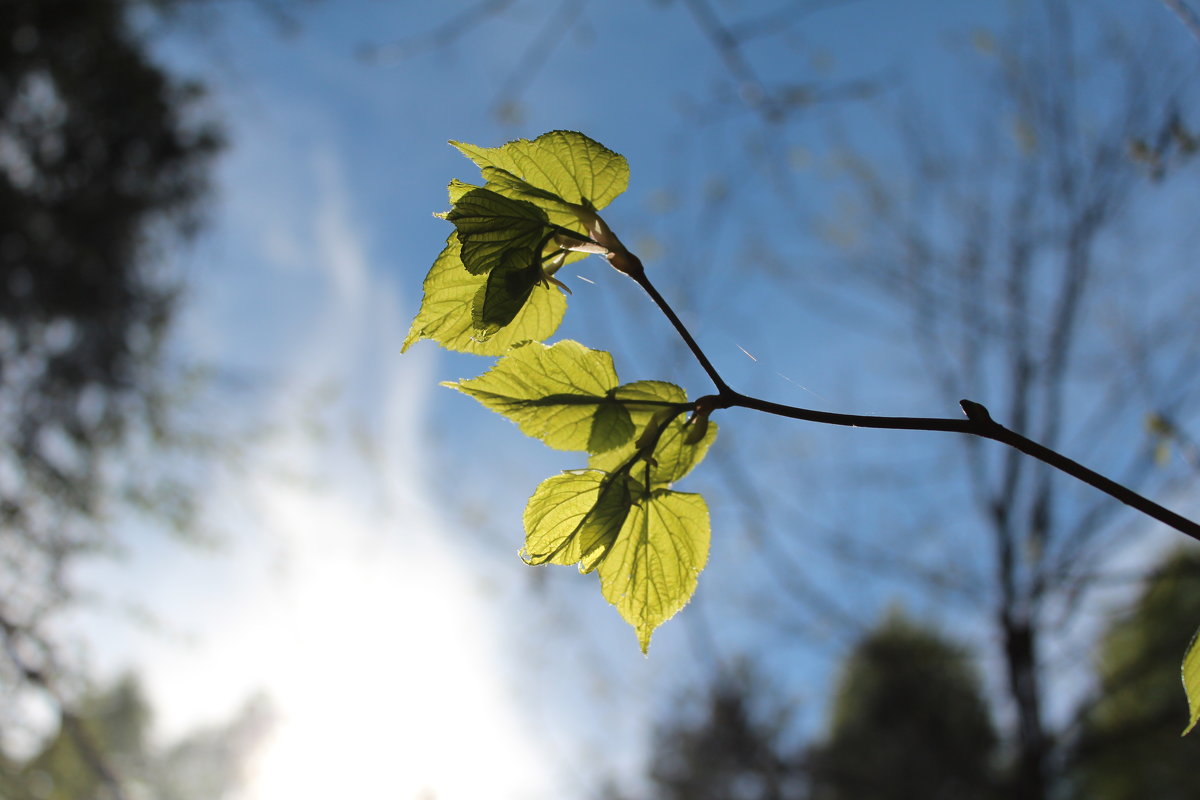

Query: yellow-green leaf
[1183,623,1200,734]
[473,253,543,335]
[522,470,633,571]
[481,166,577,209]
[451,130,629,212]
[590,406,718,487]
[597,489,711,653]
[402,236,566,355]
[612,381,687,428]
[446,342,685,454]
[480,166,589,231]
[446,188,549,276]
[447,340,624,452]
[446,178,475,205]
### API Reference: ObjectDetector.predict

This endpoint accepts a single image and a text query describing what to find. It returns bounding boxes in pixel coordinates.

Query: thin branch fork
[622,253,1200,544]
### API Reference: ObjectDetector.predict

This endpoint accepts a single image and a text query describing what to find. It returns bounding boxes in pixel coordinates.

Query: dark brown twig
[620,254,1200,544]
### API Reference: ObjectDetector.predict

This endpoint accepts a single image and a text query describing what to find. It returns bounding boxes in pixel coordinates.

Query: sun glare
[229,476,547,800]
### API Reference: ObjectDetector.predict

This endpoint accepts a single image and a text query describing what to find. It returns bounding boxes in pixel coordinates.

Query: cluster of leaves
[405,131,714,651]
[402,130,1200,734]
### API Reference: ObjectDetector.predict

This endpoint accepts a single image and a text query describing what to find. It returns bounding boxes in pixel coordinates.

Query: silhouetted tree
[611,613,997,800]
[607,665,804,800]
[1,0,221,790]
[807,610,998,800]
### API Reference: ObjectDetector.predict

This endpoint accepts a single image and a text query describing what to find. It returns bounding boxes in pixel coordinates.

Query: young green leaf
[473,253,544,335]
[445,341,685,454]
[445,188,549,276]
[1183,623,1200,735]
[477,165,595,238]
[597,489,711,653]
[481,166,579,214]
[590,409,718,487]
[451,130,629,212]
[403,236,566,355]
[522,470,633,572]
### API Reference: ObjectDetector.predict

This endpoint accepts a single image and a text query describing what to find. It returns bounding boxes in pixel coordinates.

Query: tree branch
[621,257,1200,544]
[1163,0,1200,44]
[624,257,732,396]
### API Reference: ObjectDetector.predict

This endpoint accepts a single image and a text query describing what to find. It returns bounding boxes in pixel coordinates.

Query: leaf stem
[624,257,733,396]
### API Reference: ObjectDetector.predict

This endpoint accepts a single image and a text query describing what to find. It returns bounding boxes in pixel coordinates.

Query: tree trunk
[1003,616,1048,800]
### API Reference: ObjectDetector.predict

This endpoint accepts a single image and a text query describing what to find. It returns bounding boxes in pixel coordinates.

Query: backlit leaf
[451,130,629,212]
[446,178,475,205]
[590,407,718,487]
[446,188,549,275]
[589,399,636,455]
[598,489,711,653]
[446,341,684,454]
[612,381,688,433]
[480,166,589,231]
[522,470,633,571]
[481,166,577,211]
[402,236,566,355]
[473,253,543,335]
[1183,623,1200,734]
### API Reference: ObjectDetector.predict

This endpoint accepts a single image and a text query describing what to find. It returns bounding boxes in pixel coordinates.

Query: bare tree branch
[1162,0,1200,44]
[356,0,519,62]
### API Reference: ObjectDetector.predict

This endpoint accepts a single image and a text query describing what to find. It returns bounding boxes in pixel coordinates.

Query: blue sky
[61,2,1200,798]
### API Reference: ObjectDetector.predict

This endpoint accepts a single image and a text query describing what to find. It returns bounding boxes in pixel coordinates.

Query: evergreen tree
[808,611,997,800]
[608,665,804,800]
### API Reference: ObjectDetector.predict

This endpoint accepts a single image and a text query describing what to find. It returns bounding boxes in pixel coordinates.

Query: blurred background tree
[606,611,997,800]
[604,664,804,800]
[0,673,271,800]
[1,0,224,789]
[806,611,997,800]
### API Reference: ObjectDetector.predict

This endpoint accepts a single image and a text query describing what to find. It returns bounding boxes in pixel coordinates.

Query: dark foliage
[807,612,998,800]
[607,665,804,800]
[0,7,222,788]
[0,0,219,624]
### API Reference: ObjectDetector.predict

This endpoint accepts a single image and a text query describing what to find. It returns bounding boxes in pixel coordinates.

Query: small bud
[636,408,677,452]
[683,414,709,445]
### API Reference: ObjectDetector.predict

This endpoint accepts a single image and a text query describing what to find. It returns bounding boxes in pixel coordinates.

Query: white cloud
[130,141,551,799]
[312,148,369,309]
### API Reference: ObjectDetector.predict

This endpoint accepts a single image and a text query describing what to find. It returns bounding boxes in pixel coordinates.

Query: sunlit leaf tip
[1182,623,1200,735]
[598,489,711,653]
